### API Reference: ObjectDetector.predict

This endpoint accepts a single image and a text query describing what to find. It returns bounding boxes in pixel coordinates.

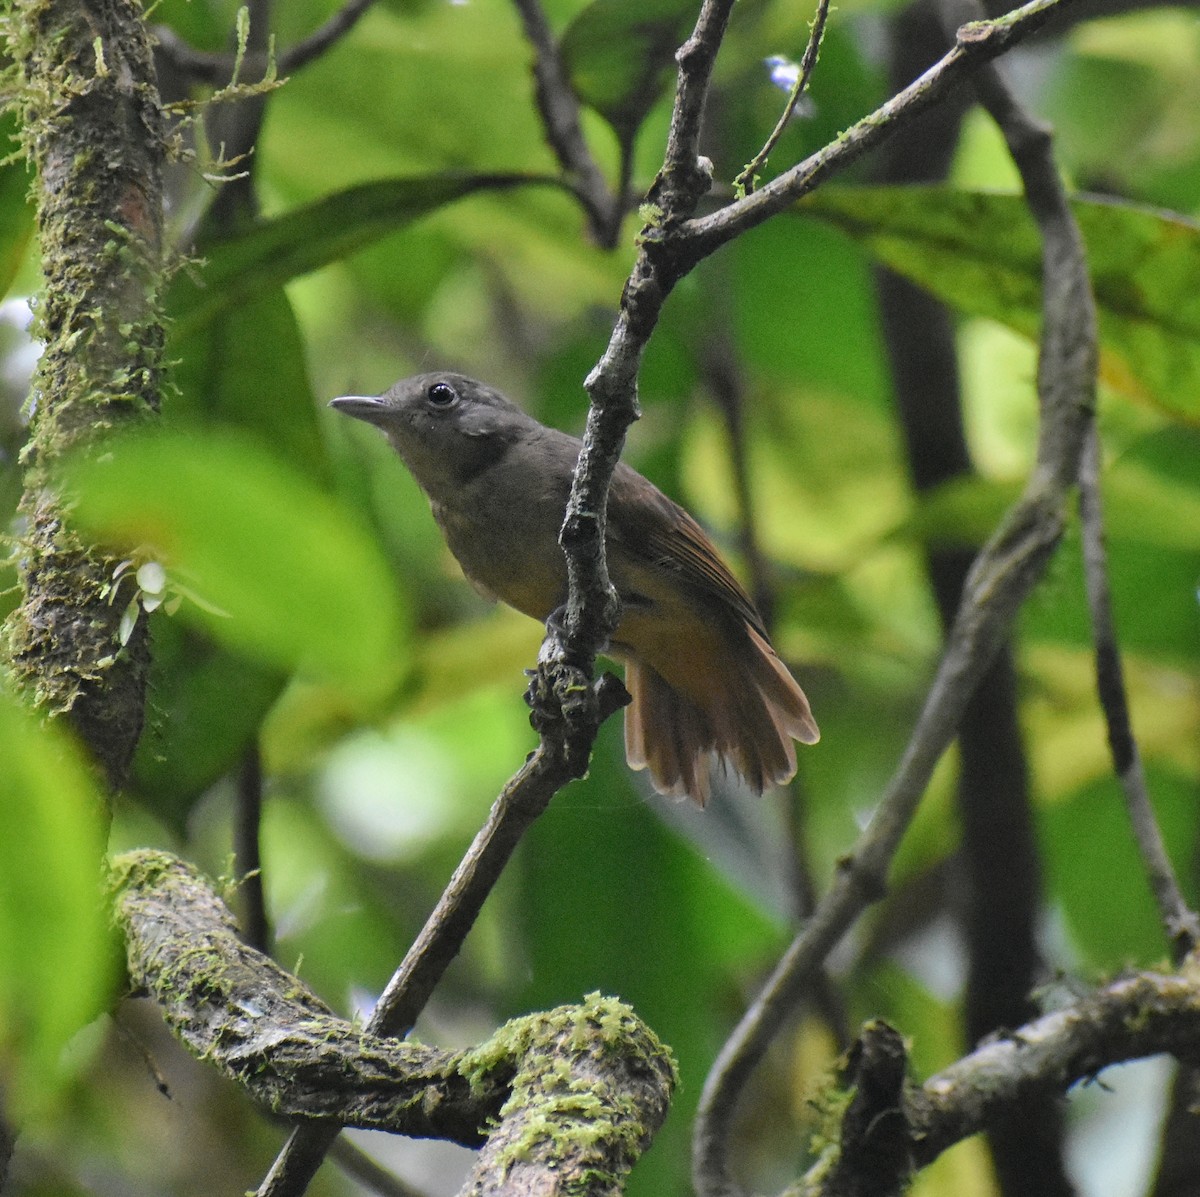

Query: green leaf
[169,283,328,477]
[796,185,1200,425]
[908,476,1023,548]
[130,621,285,830]
[66,428,409,689]
[166,173,542,338]
[0,110,35,304]
[0,690,111,1123]
[560,0,697,146]
[1043,765,1198,965]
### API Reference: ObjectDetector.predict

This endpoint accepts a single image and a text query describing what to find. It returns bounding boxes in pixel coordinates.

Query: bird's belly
[610,597,727,703]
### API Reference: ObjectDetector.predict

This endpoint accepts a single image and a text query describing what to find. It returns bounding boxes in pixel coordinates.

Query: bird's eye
[426,381,458,408]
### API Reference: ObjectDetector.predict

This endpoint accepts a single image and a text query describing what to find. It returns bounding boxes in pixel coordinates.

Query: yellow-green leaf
[67,429,409,691]
[797,185,1200,425]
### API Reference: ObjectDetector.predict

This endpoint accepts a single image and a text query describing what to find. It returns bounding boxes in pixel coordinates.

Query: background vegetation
[0,0,1198,1194]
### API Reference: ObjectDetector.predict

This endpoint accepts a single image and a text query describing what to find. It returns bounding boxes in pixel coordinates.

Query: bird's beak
[330,395,389,426]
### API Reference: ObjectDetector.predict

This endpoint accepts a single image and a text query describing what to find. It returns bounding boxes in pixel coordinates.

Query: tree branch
[734,0,833,196]
[783,965,1200,1195]
[278,0,378,74]
[113,851,676,1195]
[510,0,621,247]
[677,0,1083,265]
[153,0,379,86]
[875,0,1066,1189]
[254,676,630,1196]
[556,0,737,689]
[235,744,271,953]
[4,0,166,792]
[909,968,1200,1164]
[692,2,1097,1190]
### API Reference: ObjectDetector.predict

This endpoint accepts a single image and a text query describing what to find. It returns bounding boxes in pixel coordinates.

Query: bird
[331,372,818,805]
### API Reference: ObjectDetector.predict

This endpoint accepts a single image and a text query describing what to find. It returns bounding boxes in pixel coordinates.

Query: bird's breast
[429,490,568,622]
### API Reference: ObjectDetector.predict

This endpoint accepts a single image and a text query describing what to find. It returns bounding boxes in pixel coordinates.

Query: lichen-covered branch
[465,997,677,1196]
[112,851,676,1195]
[910,968,1200,1162]
[784,966,1200,1196]
[111,850,509,1139]
[3,0,165,791]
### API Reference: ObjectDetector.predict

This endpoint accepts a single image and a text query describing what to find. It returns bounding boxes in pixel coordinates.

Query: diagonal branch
[254,675,630,1197]
[677,0,1084,265]
[278,0,378,74]
[510,0,622,247]
[692,3,1097,1193]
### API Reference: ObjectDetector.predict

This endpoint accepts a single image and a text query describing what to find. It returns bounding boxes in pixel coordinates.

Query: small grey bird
[332,372,818,805]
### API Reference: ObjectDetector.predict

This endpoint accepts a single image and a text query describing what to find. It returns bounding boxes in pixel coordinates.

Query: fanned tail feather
[623,626,818,807]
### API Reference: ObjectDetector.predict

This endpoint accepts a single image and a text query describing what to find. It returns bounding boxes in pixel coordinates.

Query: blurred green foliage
[0,0,1197,1194]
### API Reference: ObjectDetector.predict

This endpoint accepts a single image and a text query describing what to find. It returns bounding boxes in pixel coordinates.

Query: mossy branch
[785,965,1200,1196]
[111,850,677,1195]
[2,0,166,791]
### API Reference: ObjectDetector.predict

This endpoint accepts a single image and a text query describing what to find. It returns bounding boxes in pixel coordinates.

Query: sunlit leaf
[0,690,111,1122]
[167,173,543,338]
[796,185,1200,425]
[66,428,409,689]
[560,0,697,146]
[907,476,1023,548]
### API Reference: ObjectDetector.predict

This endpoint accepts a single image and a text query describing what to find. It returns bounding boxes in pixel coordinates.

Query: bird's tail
[623,626,818,806]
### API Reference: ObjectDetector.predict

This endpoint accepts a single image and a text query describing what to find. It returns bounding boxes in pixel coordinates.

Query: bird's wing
[607,461,768,639]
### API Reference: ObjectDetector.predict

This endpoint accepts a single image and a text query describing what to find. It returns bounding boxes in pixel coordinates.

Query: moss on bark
[3,0,166,791]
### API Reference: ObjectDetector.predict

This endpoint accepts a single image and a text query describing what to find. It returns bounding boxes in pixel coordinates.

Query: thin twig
[279,0,377,73]
[734,0,833,196]
[678,0,1084,264]
[701,336,774,623]
[691,4,1096,1192]
[1079,426,1200,959]
[153,0,378,86]
[510,0,620,246]
[235,744,271,953]
[327,1137,431,1197]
